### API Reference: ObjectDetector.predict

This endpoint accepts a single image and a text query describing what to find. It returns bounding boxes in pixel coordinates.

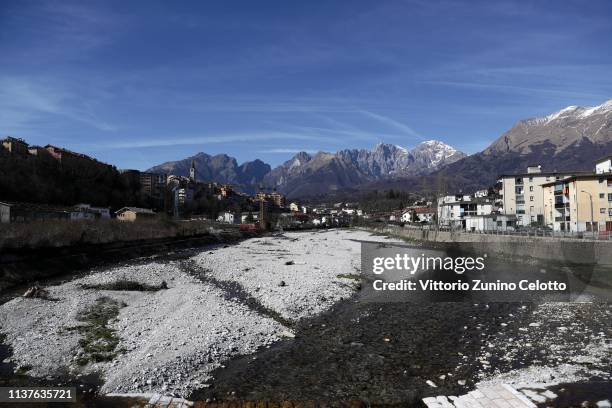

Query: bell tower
[189,160,196,182]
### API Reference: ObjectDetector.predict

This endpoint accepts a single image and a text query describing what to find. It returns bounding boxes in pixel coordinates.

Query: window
[529,186,534,192]
[530,196,534,201]
[530,206,534,212]
[529,177,534,182]
[601,208,606,214]
[609,193,612,201]
[601,193,606,199]
[599,178,604,184]
[608,179,612,187]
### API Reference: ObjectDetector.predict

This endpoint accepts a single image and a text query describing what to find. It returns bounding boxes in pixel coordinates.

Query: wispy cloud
[358,110,422,139]
[420,80,610,100]
[81,132,332,150]
[0,76,117,132]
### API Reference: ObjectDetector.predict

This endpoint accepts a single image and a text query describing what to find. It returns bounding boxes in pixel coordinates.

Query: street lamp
[580,190,594,238]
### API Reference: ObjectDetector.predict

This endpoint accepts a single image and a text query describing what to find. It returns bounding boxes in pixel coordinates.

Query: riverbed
[0,229,610,406]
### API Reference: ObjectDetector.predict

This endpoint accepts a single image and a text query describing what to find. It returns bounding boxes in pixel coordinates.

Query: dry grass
[0,218,220,250]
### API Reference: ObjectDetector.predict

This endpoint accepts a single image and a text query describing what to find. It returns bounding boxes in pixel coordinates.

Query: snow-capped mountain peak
[537,99,612,123]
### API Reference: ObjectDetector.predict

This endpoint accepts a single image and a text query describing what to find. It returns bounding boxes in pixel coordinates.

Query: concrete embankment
[364,225,612,267]
[0,228,257,292]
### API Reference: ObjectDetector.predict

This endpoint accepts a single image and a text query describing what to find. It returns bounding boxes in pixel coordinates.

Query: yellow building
[542,174,612,233]
[497,165,578,227]
[115,207,156,222]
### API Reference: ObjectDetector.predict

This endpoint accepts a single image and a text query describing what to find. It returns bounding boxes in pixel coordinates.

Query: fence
[400,223,612,241]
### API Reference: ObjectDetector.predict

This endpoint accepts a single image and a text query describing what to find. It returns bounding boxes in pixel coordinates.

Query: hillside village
[1,136,611,236]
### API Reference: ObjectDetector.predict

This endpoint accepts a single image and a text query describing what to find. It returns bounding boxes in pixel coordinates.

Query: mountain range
[148,140,465,195]
[147,99,612,197]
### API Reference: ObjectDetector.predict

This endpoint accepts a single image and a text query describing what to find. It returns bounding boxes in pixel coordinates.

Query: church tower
[189,160,196,182]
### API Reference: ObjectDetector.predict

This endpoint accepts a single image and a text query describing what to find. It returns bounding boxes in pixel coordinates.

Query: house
[115,207,156,222]
[289,202,300,212]
[1,202,79,223]
[220,185,233,197]
[0,202,10,223]
[401,211,412,223]
[595,155,612,175]
[74,204,111,219]
[240,212,259,223]
[401,207,436,223]
[438,195,495,229]
[497,165,585,227]
[217,212,239,224]
[415,207,436,223]
[1,137,29,155]
[27,145,52,158]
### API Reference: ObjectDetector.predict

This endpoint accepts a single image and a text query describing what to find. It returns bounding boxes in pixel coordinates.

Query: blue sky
[1,0,611,170]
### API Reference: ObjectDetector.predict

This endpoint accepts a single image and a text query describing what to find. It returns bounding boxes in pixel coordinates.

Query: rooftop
[115,207,156,214]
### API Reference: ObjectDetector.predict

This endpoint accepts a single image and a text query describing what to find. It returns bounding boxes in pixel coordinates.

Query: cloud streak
[357,110,423,139]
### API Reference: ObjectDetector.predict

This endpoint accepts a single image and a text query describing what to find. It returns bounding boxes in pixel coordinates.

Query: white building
[289,202,300,212]
[240,212,259,223]
[464,214,517,232]
[74,204,111,219]
[217,212,238,224]
[595,155,612,174]
[402,207,435,223]
[438,195,495,229]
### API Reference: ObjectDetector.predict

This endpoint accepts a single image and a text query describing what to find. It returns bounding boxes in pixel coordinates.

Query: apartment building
[139,172,167,202]
[542,169,612,233]
[437,195,494,229]
[497,165,581,227]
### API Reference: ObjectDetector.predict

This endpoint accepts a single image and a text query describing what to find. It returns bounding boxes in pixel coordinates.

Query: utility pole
[581,190,594,239]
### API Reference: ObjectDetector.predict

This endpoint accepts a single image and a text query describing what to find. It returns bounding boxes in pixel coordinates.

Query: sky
[1,0,611,170]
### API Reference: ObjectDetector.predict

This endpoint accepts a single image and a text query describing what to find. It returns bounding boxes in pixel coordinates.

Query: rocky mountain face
[262,141,465,197]
[398,99,612,193]
[147,152,271,193]
[147,140,464,197]
[147,100,612,198]
[485,99,612,155]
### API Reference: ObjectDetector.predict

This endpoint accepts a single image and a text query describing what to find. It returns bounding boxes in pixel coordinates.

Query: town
[1,136,611,238]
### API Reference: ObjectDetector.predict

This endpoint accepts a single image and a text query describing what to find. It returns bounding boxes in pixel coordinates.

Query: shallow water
[1,236,610,406]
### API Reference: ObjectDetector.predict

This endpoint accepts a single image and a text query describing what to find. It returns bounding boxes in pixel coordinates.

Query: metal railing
[401,223,612,241]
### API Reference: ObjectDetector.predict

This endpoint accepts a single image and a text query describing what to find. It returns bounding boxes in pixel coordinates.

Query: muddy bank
[0,227,257,292]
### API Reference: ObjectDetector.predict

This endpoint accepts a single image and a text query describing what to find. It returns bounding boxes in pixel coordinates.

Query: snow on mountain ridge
[534,99,612,123]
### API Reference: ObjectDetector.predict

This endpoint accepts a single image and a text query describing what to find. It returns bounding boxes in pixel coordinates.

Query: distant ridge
[147,140,466,196]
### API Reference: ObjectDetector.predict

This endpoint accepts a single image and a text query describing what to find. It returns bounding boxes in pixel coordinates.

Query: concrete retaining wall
[367,226,612,267]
